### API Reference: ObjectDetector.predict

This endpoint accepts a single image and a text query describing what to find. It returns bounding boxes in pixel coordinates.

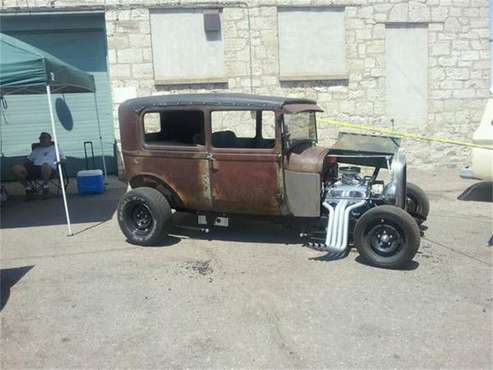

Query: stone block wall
[1,0,490,171]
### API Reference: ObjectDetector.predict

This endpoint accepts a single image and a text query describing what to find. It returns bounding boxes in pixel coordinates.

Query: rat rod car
[118,94,429,268]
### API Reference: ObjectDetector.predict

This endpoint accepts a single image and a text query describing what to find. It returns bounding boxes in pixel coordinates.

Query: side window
[143,110,204,146]
[211,110,275,149]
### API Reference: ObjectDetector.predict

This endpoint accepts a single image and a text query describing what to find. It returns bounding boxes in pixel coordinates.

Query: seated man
[12,132,64,198]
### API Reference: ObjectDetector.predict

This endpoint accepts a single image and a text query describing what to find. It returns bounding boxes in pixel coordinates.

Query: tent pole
[46,85,73,236]
[0,97,5,185]
[93,93,107,180]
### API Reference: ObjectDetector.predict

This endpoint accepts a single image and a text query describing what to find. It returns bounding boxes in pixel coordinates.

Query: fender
[129,174,183,208]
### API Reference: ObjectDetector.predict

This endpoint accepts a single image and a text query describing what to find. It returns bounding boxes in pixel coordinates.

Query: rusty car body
[117,94,429,269]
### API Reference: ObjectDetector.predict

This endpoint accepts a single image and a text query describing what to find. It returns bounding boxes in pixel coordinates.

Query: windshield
[283,111,317,149]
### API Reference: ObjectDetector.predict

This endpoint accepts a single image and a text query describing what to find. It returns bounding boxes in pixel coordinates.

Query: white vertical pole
[93,93,108,180]
[46,85,73,236]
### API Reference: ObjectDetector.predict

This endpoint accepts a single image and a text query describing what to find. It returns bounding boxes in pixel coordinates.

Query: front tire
[354,205,420,269]
[118,187,171,245]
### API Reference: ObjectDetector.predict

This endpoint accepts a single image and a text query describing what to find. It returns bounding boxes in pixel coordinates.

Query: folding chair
[26,142,69,196]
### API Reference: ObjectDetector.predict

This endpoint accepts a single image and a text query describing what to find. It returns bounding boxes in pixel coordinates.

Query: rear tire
[406,182,429,224]
[118,187,171,245]
[354,205,420,269]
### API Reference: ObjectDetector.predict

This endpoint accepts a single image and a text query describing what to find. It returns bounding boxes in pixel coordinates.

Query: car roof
[120,93,318,112]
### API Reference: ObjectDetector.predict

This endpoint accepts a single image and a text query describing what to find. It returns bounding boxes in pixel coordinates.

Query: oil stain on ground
[179,260,214,282]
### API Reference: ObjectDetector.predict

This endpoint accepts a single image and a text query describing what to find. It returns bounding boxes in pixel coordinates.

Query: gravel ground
[1,169,492,369]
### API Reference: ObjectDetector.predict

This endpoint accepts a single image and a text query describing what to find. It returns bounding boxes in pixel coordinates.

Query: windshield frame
[281,110,318,150]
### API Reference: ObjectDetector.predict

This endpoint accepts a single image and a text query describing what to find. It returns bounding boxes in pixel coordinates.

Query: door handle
[207,154,219,171]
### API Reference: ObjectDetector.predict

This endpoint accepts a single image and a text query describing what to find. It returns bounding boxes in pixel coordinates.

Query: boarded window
[143,110,205,146]
[278,8,346,80]
[150,9,225,83]
[385,24,428,127]
[211,111,275,149]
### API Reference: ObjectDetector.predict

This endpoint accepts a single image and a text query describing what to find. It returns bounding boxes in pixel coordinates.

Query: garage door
[0,13,115,179]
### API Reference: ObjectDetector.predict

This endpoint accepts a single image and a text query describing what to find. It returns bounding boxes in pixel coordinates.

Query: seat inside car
[212,130,237,148]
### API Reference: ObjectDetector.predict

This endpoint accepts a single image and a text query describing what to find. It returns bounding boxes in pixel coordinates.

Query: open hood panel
[328,132,401,168]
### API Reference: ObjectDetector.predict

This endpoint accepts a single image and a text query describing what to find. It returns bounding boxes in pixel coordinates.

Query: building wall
[1,0,490,171]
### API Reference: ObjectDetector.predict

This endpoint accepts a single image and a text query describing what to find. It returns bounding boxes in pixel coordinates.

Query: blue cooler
[77,169,104,194]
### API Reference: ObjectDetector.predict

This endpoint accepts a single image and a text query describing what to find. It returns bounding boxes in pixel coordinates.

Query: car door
[134,107,213,211]
[208,109,283,215]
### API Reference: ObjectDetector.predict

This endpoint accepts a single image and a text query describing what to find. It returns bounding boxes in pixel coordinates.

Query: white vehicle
[470,96,493,181]
[459,93,493,246]
[459,91,493,188]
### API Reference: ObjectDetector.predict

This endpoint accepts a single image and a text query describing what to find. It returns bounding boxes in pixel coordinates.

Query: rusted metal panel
[118,103,139,152]
[125,150,213,211]
[209,151,283,215]
[206,108,285,215]
[120,103,213,211]
[284,144,329,174]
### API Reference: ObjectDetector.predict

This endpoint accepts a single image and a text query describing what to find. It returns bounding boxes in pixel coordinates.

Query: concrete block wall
[1,0,490,171]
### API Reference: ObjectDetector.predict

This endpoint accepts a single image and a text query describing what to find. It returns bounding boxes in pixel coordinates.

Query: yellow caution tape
[318,118,493,151]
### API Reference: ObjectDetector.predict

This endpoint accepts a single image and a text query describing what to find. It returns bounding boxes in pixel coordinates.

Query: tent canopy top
[0,33,96,95]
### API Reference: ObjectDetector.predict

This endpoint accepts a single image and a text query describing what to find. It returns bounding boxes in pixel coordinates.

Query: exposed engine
[316,148,408,254]
[321,166,371,253]
[325,166,370,199]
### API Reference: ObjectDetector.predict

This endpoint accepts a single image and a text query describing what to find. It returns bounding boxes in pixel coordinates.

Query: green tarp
[0,33,95,95]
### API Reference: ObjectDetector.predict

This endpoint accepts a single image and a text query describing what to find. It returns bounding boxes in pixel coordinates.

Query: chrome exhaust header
[322,200,366,253]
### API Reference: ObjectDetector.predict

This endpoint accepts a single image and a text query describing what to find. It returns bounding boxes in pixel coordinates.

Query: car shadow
[1,265,34,311]
[309,250,351,262]
[354,255,420,270]
[166,212,303,246]
[125,235,182,248]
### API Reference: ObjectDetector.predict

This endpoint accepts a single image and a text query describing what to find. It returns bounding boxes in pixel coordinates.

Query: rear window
[143,110,204,146]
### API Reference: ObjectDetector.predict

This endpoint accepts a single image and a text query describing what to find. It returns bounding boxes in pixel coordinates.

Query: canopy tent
[0,33,96,95]
[0,33,107,235]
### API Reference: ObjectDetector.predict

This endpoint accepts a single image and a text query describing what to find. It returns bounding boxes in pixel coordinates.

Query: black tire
[118,187,171,245]
[354,205,420,269]
[406,182,430,224]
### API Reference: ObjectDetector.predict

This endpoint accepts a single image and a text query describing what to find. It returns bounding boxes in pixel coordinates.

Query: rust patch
[126,151,213,211]
[210,151,282,215]
[284,144,329,174]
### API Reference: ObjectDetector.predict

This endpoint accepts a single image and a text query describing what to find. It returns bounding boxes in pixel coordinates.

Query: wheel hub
[381,233,390,243]
[369,223,402,255]
[131,204,153,231]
